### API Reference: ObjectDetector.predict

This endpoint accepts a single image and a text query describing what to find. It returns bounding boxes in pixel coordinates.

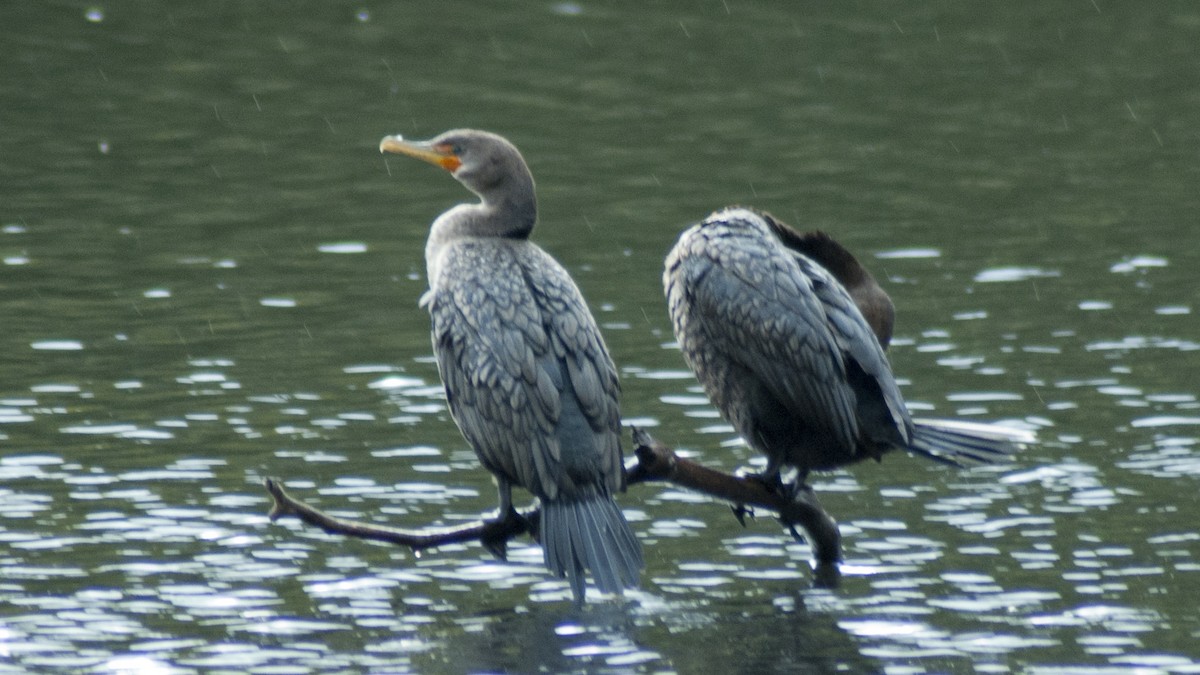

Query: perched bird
[379,129,643,602]
[664,206,1032,494]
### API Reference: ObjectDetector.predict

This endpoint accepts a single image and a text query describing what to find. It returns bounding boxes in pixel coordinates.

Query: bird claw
[766,474,817,503]
[731,503,755,527]
[781,521,806,543]
[481,522,510,561]
[785,480,814,500]
[740,469,796,499]
[482,537,508,561]
[776,483,817,543]
[480,508,529,561]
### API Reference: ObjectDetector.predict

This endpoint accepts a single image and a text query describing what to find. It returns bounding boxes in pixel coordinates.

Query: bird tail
[541,494,643,603]
[908,418,1035,467]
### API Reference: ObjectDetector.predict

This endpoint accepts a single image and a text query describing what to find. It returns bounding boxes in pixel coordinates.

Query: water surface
[3,2,1199,672]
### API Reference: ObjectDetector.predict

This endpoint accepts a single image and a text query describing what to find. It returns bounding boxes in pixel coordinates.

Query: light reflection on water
[5,325,1199,673]
[5,1,1200,673]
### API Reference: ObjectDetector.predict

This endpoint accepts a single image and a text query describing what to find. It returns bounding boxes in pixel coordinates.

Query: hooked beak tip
[379,135,404,154]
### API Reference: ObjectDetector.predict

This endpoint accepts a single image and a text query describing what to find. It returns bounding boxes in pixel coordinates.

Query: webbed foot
[480,507,530,561]
[738,467,785,495]
[776,481,817,543]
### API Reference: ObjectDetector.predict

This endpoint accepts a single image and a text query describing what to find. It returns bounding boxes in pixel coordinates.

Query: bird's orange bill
[379,135,462,172]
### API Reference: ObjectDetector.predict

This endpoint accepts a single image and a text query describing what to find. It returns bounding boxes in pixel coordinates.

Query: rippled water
[3,2,1199,673]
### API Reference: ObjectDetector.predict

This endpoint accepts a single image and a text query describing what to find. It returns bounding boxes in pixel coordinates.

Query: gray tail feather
[541,495,644,603]
[909,418,1035,467]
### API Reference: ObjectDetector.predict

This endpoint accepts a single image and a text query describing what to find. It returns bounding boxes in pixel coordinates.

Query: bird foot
[730,503,756,527]
[480,507,529,561]
[782,521,807,543]
[764,474,816,503]
[739,469,792,498]
[776,482,817,543]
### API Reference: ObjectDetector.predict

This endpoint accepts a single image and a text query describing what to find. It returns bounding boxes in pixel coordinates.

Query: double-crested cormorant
[379,129,643,602]
[664,206,1031,493]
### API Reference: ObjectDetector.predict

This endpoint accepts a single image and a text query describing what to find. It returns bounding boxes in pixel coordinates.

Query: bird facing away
[379,129,642,602]
[664,206,1032,493]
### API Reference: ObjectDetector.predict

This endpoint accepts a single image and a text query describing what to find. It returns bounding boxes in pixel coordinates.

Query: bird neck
[452,161,538,236]
[482,188,538,238]
[424,194,537,291]
[433,195,536,242]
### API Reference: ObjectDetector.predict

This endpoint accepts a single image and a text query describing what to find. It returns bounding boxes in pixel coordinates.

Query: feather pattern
[664,206,1030,481]
[427,239,622,501]
[424,232,640,603]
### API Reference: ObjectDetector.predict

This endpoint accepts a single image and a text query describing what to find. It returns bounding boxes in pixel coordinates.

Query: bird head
[379,129,532,199]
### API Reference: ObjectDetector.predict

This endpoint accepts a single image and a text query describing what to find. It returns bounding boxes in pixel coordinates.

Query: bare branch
[264,479,538,556]
[626,429,841,567]
[264,428,842,575]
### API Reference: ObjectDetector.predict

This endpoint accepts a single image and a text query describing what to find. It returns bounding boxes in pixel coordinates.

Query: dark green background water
[3,2,1198,672]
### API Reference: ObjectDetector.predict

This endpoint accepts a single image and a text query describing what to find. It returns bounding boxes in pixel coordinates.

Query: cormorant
[664,206,1032,493]
[380,129,643,602]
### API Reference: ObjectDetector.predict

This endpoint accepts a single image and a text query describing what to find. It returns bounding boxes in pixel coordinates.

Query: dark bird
[664,206,1032,494]
[379,129,642,602]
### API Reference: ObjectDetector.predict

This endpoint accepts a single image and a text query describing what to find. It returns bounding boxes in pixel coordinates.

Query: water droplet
[85,7,104,22]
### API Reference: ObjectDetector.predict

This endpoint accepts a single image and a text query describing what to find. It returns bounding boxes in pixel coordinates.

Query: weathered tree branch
[624,429,841,567]
[264,427,842,576]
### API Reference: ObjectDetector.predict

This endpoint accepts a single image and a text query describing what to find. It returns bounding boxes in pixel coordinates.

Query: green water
[2,2,1198,672]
